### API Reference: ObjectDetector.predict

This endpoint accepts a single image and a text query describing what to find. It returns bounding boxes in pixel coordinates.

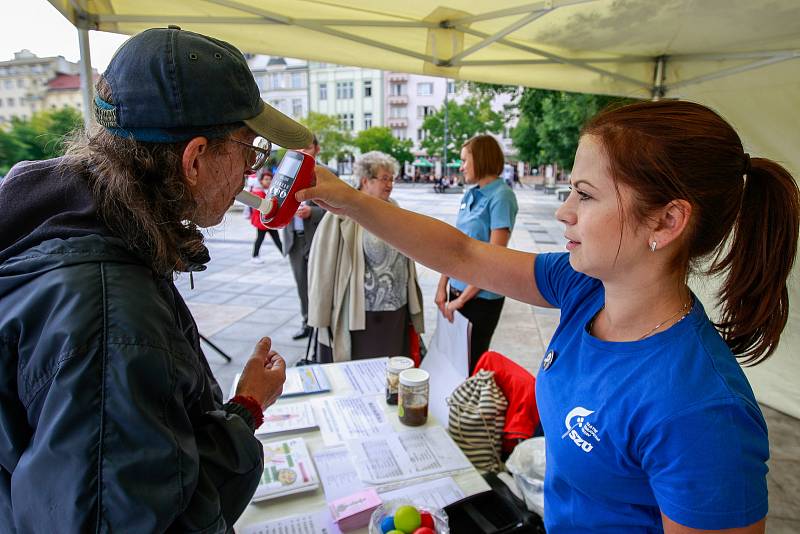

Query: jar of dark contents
[398,368,430,426]
[385,357,415,405]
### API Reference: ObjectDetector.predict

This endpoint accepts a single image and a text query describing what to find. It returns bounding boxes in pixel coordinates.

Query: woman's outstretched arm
[298,166,553,307]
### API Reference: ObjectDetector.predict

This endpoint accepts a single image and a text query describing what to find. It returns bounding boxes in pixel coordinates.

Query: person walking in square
[249,168,283,263]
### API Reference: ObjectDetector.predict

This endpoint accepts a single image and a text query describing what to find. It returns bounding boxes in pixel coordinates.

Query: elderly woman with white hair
[308,151,424,362]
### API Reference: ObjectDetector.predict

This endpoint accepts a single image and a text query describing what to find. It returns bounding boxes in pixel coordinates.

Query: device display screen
[269,152,304,204]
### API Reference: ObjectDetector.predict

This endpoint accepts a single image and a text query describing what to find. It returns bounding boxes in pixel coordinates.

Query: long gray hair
[60,77,233,275]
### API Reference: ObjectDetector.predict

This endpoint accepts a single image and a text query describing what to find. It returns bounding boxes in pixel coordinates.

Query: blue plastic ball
[381,515,396,533]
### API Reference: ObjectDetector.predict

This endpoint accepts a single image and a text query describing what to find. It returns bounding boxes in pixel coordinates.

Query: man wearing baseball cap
[0,27,311,532]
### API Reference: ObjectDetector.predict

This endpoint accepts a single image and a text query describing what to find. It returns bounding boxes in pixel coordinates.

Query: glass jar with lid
[385,356,415,405]
[398,368,430,426]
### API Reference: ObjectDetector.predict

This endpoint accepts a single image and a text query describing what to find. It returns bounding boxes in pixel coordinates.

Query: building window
[417,82,433,96]
[447,81,456,94]
[364,112,372,129]
[7,98,14,107]
[291,72,303,89]
[255,76,266,91]
[337,113,354,131]
[17,79,25,88]
[363,80,372,98]
[269,73,283,90]
[392,128,405,139]
[292,98,303,117]
[417,105,435,118]
[3,80,12,89]
[336,81,354,99]
[417,129,426,141]
[319,83,327,100]
[390,82,405,96]
[389,106,406,118]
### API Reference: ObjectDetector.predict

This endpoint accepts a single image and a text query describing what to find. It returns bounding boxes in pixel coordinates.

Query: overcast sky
[0,0,128,71]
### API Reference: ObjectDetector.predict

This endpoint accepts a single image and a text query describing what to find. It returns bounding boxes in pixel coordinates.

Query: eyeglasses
[230,136,272,171]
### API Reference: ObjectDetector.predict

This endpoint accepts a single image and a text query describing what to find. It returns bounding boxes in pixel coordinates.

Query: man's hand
[235,337,286,409]
[295,204,312,219]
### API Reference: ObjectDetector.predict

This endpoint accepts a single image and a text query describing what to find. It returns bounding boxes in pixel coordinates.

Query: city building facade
[248,55,309,123]
[384,72,517,157]
[43,73,98,112]
[242,56,518,177]
[0,49,82,124]
[308,62,384,136]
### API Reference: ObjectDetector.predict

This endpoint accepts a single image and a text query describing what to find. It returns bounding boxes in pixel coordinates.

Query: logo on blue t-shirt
[561,406,601,452]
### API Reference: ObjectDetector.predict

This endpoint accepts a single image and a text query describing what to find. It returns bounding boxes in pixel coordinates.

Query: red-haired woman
[299,100,799,533]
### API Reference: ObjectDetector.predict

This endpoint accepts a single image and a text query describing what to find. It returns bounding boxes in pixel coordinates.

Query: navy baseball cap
[94,26,312,147]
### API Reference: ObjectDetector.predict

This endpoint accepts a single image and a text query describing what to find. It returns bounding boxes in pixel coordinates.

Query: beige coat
[307,210,424,362]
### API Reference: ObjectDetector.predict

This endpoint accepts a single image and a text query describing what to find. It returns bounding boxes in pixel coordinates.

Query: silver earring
[650,241,657,252]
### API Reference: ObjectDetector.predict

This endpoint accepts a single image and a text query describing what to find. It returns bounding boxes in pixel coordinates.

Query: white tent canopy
[48,0,800,417]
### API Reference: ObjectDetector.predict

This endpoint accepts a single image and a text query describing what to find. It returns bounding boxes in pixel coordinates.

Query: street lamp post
[443,79,449,179]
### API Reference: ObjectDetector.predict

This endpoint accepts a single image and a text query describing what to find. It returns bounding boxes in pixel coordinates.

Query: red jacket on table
[473,351,540,454]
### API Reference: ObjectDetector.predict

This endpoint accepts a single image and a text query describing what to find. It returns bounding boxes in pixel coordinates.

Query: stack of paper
[281,365,331,397]
[229,366,331,401]
[346,426,472,485]
[252,437,319,501]
[257,402,318,436]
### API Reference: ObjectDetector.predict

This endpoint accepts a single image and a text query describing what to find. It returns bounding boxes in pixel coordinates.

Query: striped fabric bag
[447,369,508,473]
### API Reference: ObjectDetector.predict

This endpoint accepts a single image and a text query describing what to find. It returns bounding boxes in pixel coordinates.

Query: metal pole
[443,80,449,178]
[77,27,94,131]
[651,55,666,101]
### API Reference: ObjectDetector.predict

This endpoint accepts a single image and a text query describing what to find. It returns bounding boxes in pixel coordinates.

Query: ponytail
[711,158,800,364]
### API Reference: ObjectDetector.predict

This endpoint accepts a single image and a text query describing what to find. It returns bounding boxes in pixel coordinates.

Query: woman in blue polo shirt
[300,100,800,533]
[435,135,518,374]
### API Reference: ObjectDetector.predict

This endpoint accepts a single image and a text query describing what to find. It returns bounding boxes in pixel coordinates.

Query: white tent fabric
[48,0,800,417]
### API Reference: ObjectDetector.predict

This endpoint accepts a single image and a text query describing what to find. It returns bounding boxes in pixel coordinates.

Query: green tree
[353,126,413,166]
[512,89,635,169]
[0,107,83,173]
[420,96,504,160]
[0,129,27,174]
[300,112,353,162]
[32,107,84,159]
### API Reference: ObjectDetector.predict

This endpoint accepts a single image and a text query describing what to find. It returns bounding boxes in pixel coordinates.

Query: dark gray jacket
[0,159,263,533]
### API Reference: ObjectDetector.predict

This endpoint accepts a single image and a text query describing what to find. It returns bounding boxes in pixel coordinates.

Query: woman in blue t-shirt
[435,135,518,374]
[300,100,799,533]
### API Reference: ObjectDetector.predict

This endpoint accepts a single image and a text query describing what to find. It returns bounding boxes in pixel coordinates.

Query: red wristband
[231,395,264,430]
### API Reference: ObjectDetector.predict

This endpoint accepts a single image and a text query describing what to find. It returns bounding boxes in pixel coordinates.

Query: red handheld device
[259,150,316,229]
